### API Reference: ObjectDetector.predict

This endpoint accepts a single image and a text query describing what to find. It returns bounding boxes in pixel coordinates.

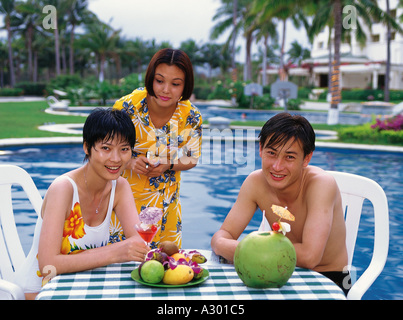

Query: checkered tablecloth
[36,262,346,300]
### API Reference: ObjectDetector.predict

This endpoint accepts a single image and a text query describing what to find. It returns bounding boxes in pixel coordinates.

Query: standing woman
[113,48,202,249]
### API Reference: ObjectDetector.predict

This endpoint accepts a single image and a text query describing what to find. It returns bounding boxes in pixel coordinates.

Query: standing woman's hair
[83,108,136,161]
[145,48,194,101]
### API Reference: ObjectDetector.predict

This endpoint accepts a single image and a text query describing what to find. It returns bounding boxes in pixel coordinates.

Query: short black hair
[83,108,136,161]
[145,48,194,101]
[259,112,315,157]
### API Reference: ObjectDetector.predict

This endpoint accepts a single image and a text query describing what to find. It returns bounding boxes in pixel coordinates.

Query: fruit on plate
[159,241,180,256]
[170,252,190,262]
[142,248,208,285]
[190,252,207,264]
[162,265,194,285]
[234,231,296,288]
[139,260,165,284]
[193,267,205,280]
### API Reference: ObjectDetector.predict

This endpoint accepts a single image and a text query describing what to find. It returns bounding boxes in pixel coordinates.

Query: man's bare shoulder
[305,166,336,183]
[304,166,339,196]
[245,169,265,184]
[240,169,267,195]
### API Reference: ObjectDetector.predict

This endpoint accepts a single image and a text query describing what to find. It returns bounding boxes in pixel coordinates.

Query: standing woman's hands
[125,155,171,177]
[126,156,150,175]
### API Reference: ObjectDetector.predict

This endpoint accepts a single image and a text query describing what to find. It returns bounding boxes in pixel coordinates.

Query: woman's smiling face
[150,63,185,109]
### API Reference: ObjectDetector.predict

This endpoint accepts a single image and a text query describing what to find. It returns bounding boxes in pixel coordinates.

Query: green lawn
[1,101,402,146]
[0,101,86,139]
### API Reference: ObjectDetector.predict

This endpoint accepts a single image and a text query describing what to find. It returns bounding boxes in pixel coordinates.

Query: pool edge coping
[1,135,403,153]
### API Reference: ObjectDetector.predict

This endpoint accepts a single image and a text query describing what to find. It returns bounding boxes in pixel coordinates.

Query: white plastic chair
[46,95,69,111]
[0,165,43,300]
[259,170,389,300]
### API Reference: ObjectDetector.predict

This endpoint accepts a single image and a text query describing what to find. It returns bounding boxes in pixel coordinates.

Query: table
[36,251,346,300]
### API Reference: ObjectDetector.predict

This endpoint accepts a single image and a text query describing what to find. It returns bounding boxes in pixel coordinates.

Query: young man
[211,113,349,294]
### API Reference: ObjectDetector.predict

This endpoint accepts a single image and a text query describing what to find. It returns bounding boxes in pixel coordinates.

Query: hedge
[338,123,403,145]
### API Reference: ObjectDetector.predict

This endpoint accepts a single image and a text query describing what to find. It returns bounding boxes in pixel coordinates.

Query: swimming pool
[66,104,369,125]
[1,140,402,300]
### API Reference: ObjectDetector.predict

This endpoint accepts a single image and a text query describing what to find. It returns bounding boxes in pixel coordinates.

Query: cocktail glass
[135,222,160,247]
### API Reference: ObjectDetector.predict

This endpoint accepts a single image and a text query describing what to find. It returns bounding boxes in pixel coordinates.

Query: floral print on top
[113,88,203,248]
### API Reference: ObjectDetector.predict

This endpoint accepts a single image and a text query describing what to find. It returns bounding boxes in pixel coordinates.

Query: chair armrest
[0,279,25,300]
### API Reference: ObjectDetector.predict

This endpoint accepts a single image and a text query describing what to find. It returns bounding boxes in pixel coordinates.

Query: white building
[263,0,403,90]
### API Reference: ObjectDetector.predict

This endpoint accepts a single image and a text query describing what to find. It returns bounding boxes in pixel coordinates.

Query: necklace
[83,166,109,214]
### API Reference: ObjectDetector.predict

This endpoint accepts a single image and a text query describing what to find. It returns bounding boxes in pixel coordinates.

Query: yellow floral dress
[112,88,203,248]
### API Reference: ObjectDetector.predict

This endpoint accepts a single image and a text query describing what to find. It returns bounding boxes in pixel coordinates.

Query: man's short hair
[259,112,316,157]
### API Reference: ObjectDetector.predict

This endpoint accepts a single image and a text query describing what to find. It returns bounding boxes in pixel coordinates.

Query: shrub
[0,87,24,96]
[298,87,312,99]
[15,82,47,96]
[207,80,231,100]
[371,115,403,131]
[287,98,302,110]
[252,94,275,109]
[339,121,403,145]
[118,73,143,97]
[193,86,210,100]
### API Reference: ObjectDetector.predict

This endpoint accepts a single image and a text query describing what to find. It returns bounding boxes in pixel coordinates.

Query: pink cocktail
[135,223,159,246]
[135,207,163,247]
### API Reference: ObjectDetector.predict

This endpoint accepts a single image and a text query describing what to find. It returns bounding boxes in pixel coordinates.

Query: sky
[88,0,310,62]
[88,0,223,47]
[0,0,310,63]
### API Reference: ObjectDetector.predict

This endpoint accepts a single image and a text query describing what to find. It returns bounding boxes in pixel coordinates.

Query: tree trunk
[27,26,33,82]
[279,19,287,81]
[328,0,342,125]
[384,0,391,102]
[54,19,61,76]
[327,26,333,102]
[99,54,105,82]
[262,36,268,86]
[70,24,75,75]
[6,17,15,87]
[244,32,253,82]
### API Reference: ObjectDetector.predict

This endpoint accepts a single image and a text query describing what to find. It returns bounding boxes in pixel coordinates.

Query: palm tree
[14,0,45,82]
[310,0,402,124]
[384,0,390,102]
[254,15,278,86]
[252,0,308,81]
[287,40,310,66]
[211,0,256,81]
[179,39,202,67]
[199,43,225,80]
[65,0,90,75]
[121,38,155,77]
[0,39,8,87]
[41,0,61,76]
[79,21,121,82]
[0,0,17,87]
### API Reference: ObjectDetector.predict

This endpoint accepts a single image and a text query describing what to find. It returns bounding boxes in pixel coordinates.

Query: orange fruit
[170,253,190,262]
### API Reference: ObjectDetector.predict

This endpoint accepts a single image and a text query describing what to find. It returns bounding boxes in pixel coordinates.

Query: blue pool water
[68,104,369,125]
[1,140,402,300]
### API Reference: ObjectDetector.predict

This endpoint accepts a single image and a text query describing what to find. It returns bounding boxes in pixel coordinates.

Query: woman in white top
[16,108,149,299]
